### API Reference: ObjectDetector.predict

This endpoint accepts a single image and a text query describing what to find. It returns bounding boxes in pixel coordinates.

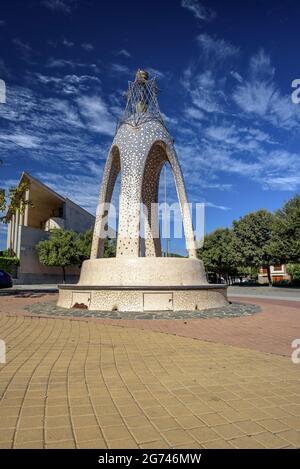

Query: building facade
[258,265,291,285]
[6,172,95,284]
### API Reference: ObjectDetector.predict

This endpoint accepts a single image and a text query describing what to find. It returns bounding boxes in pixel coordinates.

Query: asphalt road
[228,285,300,302]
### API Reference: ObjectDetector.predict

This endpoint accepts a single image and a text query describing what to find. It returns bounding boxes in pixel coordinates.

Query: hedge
[0,256,20,274]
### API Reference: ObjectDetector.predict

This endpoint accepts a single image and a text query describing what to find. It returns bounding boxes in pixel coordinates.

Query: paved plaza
[0,293,299,449]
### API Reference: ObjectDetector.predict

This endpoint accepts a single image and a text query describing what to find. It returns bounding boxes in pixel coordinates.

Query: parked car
[0,269,13,288]
[241,278,257,286]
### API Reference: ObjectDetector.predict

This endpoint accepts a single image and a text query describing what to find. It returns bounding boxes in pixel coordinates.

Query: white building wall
[64,198,95,233]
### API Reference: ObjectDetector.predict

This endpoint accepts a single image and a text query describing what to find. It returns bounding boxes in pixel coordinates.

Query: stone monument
[58,70,228,312]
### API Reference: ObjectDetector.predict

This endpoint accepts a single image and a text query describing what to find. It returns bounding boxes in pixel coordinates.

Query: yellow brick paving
[0,313,300,449]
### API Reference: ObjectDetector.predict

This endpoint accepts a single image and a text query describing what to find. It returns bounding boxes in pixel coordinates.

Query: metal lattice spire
[117,69,165,129]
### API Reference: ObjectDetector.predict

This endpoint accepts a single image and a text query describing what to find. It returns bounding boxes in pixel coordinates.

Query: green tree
[75,229,116,264]
[0,188,5,213]
[104,238,117,258]
[233,209,274,284]
[37,229,78,283]
[287,264,300,285]
[0,181,33,220]
[198,228,239,284]
[0,180,33,255]
[269,195,300,264]
[76,228,93,265]
[37,228,117,283]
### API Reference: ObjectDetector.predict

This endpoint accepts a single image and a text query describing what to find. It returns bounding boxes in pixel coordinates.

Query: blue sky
[0,0,300,254]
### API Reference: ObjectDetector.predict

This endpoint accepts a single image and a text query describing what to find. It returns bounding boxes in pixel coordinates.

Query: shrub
[0,256,20,274]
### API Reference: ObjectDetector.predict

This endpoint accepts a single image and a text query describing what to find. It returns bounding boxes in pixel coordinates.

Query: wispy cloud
[110,63,130,74]
[35,73,101,95]
[262,175,300,191]
[116,49,131,58]
[230,70,243,83]
[182,68,224,113]
[0,59,11,78]
[184,106,205,121]
[42,0,77,14]
[202,183,233,191]
[197,33,239,65]
[0,73,115,181]
[0,133,41,149]
[45,57,100,73]
[147,67,166,80]
[81,43,94,52]
[47,38,76,48]
[249,49,275,81]
[12,37,32,58]
[232,49,300,129]
[62,38,74,47]
[0,20,5,26]
[181,0,216,22]
[77,95,116,136]
[205,202,231,211]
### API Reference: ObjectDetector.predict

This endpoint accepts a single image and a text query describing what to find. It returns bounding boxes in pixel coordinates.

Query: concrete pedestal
[57,258,228,312]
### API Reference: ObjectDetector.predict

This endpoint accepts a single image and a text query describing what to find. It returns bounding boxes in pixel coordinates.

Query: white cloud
[202,183,233,191]
[205,202,231,211]
[0,83,111,169]
[181,0,215,22]
[12,37,32,56]
[261,175,300,191]
[0,133,41,149]
[233,80,277,116]
[35,73,101,95]
[42,0,77,14]
[183,68,224,113]
[246,127,276,144]
[230,71,243,83]
[45,57,100,73]
[50,99,84,127]
[116,49,131,58]
[77,95,115,136]
[110,63,130,74]
[177,133,300,193]
[184,107,205,121]
[161,113,178,126]
[232,50,300,129]
[147,67,166,80]
[205,125,238,143]
[204,124,275,148]
[62,38,74,47]
[46,58,75,68]
[81,43,94,52]
[249,49,275,81]
[197,34,239,64]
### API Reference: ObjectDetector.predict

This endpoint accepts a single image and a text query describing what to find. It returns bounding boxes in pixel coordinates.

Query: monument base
[57,284,228,312]
[57,258,228,312]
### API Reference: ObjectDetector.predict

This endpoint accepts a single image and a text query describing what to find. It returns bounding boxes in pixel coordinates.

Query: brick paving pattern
[0,294,300,448]
[6,293,298,357]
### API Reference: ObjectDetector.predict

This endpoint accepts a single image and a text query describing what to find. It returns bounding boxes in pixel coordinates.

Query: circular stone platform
[25,300,260,320]
[57,258,229,312]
